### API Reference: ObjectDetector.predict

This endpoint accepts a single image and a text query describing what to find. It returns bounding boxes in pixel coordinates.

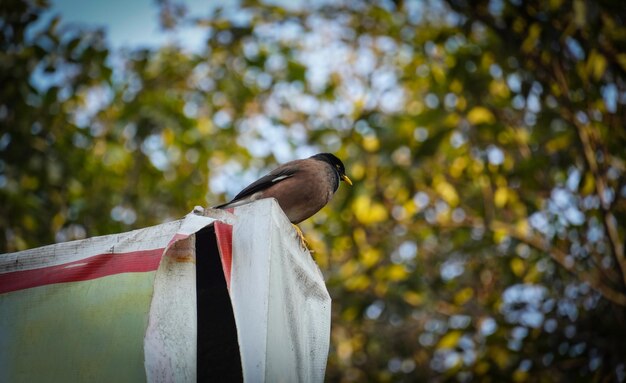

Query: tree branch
[489,220,626,306]
[550,60,626,289]
[438,217,626,306]
[570,112,626,288]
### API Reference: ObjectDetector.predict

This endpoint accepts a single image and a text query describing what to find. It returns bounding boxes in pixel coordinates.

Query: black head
[311,153,352,188]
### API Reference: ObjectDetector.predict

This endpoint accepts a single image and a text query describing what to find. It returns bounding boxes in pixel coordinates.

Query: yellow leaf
[450,79,463,94]
[437,331,461,349]
[14,235,28,251]
[432,65,446,83]
[489,80,510,99]
[491,346,511,369]
[363,135,380,152]
[503,154,514,171]
[541,50,552,65]
[375,281,388,296]
[402,200,416,216]
[21,175,39,190]
[342,306,359,321]
[443,113,460,128]
[352,97,366,114]
[334,236,353,252]
[345,275,370,291]
[350,162,365,180]
[497,131,510,144]
[587,50,607,81]
[434,177,459,207]
[339,260,358,278]
[403,291,424,306]
[513,370,529,382]
[353,227,368,247]
[162,128,174,145]
[471,160,485,175]
[407,100,424,115]
[361,248,381,268]
[574,0,586,28]
[399,119,415,135]
[387,264,408,282]
[521,23,541,53]
[467,106,495,125]
[456,96,467,111]
[454,287,474,305]
[549,0,563,10]
[515,219,530,236]
[368,204,388,223]
[337,339,353,360]
[545,134,571,153]
[481,52,495,70]
[22,215,36,231]
[494,187,508,208]
[476,361,490,375]
[449,157,468,178]
[436,209,451,224]
[524,264,541,283]
[197,117,213,134]
[93,140,106,156]
[52,212,65,231]
[510,258,526,277]
[516,128,530,145]
[581,172,595,195]
[353,195,388,224]
[493,228,508,244]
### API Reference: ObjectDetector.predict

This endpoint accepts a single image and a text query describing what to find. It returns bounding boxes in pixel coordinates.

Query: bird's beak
[341,174,353,186]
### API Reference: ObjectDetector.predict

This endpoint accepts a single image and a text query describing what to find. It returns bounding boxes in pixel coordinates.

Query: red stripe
[214,221,233,290]
[168,233,189,247]
[0,248,164,294]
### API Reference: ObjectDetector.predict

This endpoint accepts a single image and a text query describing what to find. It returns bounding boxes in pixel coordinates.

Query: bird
[213,153,352,246]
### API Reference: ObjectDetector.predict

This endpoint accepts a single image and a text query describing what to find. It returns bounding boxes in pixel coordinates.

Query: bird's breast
[262,163,337,224]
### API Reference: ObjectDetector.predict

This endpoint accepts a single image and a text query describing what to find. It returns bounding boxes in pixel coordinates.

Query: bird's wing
[214,165,298,208]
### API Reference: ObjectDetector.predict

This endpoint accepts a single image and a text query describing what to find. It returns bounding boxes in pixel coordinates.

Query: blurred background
[2,0,626,381]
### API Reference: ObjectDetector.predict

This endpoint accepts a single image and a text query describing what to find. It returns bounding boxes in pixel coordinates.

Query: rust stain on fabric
[174,255,196,263]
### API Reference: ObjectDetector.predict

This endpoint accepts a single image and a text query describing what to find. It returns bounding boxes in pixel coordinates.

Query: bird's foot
[292,224,311,252]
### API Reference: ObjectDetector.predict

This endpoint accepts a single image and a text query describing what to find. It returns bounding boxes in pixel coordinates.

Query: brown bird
[214,153,352,225]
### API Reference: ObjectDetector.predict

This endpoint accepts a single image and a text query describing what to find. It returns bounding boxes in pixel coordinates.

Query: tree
[2,0,626,381]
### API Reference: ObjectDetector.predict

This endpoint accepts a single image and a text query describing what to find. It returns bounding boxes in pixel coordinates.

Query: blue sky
[46,0,233,51]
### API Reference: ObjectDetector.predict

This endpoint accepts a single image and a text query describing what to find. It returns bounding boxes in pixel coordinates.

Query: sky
[45,0,234,51]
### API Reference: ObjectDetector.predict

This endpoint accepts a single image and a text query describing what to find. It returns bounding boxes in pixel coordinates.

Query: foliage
[2,0,626,381]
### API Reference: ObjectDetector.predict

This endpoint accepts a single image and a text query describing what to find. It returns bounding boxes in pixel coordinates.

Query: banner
[0,214,215,382]
[1,200,330,382]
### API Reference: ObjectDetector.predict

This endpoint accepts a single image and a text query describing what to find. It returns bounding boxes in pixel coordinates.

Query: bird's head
[311,153,353,187]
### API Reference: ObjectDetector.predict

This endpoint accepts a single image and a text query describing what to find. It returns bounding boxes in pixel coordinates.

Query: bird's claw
[291,224,312,252]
